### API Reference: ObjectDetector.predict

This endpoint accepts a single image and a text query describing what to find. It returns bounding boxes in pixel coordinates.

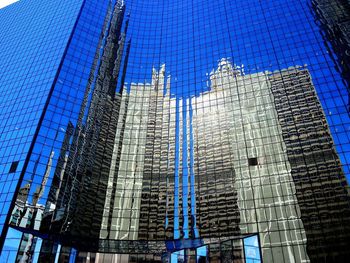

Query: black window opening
[9,161,19,173]
[248,157,258,166]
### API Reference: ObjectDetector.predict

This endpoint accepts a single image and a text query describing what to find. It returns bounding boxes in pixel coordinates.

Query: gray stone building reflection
[9,53,350,261]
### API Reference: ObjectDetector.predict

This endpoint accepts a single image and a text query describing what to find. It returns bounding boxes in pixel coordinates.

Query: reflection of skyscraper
[8,57,350,262]
[204,61,350,262]
[39,0,127,250]
[270,68,350,262]
[192,68,240,239]
[98,59,350,262]
[197,60,310,262]
[138,66,175,240]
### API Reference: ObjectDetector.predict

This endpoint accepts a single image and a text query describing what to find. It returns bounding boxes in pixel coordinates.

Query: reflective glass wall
[0,0,350,262]
[0,0,122,261]
[0,0,85,260]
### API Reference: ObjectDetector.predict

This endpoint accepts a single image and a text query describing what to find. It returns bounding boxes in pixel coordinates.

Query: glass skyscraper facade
[0,0,350,262]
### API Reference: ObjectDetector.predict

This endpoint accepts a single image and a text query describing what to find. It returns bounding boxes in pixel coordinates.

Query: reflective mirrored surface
[0,0,350,262]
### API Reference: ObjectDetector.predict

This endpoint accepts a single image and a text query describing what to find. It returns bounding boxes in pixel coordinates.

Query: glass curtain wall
[0,0,350,262]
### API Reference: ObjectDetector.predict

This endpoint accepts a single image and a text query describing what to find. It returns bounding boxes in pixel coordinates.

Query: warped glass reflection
[0,0,350,262]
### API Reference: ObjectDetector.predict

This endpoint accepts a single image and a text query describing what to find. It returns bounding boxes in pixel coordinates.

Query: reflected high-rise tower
[202,61,350,262]
[270,68,350,261]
